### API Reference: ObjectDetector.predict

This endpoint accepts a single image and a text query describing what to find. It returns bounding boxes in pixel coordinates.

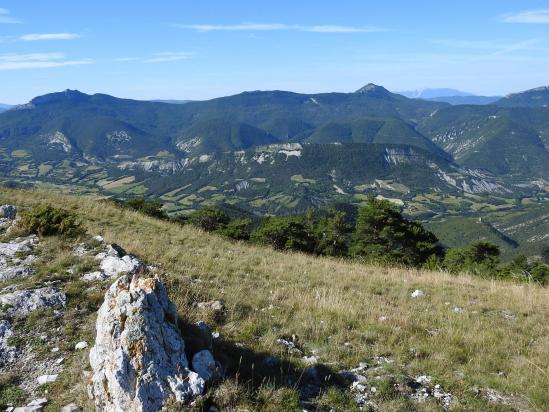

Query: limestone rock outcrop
[0,287,66,317]
[88,275,206,411]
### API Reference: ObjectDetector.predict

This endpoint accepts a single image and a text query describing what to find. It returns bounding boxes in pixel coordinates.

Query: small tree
[314,209,351,257]
[442,248,469,274]
[350,198,440,267]
[251,216,315,252]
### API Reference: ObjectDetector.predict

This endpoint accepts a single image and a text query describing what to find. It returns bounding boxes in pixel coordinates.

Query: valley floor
[1,188,548,411]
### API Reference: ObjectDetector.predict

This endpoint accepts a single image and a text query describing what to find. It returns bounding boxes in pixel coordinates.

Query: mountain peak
[355,83,391,96]
[31,89,90,105]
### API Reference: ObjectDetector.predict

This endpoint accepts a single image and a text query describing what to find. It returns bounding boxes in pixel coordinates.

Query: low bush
[17,205,84,238]
[122,197,167,219]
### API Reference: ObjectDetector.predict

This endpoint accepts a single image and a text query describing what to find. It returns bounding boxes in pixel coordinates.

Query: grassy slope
[2,188,548,411]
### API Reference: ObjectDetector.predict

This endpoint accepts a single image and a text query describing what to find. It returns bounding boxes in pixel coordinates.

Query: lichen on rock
[88,275,206,411]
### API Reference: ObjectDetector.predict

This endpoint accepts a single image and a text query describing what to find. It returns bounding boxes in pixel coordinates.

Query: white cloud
[499,9,549,24]
[144,52,195,63]
[20,33,81,41]
[0,8,20,24]
[175,22,384,33]
[0,53,93,70]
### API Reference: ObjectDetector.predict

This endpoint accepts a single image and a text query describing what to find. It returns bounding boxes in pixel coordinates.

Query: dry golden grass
[2,187,548,411]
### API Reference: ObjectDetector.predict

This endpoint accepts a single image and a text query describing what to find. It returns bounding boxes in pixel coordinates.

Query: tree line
[121,197,548,285]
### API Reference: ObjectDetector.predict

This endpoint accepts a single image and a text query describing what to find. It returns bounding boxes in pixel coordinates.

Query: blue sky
[1,0,549,103]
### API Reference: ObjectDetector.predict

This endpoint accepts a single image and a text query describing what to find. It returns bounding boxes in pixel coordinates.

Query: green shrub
[500,255,549,285]
[218,218,252,240]
[0,374,26,410]
[18,205,84,237]
[122,197,167,219]
[188,206,230,232]
[443,241,501,277]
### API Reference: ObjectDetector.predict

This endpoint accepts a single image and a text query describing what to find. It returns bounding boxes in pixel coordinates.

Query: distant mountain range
[396,88,502,105]
[149,99,192,104]
[0,104,12,113]
[398,88,474,99]
[0,84,547,218]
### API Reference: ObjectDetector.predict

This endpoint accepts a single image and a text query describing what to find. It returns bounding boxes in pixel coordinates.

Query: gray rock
[89,275,206,411]
[0,235,38,257]
[0,287,66,317]
[0,236,38,282]
[197,300,224,312]
[0,319,19,366]
[192,349,222,381]
[0,205,17,220]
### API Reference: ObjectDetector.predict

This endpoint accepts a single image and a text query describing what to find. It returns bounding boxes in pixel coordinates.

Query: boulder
[0,205,17,220]
[89,275,206,411]
[0,287,66,317]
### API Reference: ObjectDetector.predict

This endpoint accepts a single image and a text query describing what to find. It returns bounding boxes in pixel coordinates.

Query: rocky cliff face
[88,275,211,411]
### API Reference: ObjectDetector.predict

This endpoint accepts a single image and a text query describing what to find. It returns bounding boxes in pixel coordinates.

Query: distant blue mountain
[149,99,192,104]
[396,88,501,105]
[397,88,474,99]
[0,104,12,113]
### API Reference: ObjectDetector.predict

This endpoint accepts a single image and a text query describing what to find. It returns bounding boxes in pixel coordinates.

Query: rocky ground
[0,203,535,411]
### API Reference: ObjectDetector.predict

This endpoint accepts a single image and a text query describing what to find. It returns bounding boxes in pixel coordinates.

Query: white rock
[90,244,142,281]
[92,235,104,242]
[37,374,58,384]
[192,349,222,382]
[82,271,109,282]
[100,254,142,277]
[411,289,425,298]
[415,375,432,384]
[0,235,38,257]
[88,275,206,411]
[0,287,66,317]
[28,399,47,407]
[61,404,82,412]
[303,355,319,366]
[74,341,88,350]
